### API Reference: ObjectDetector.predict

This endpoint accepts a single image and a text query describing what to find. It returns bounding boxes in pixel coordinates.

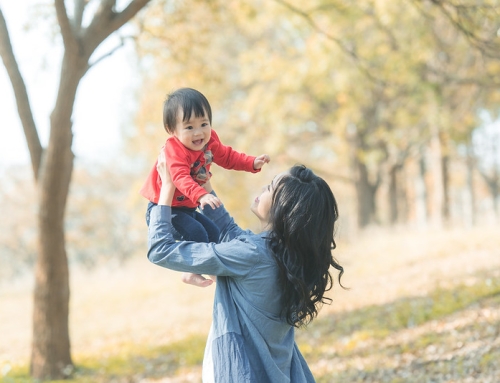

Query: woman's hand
[156,150,172,184]
[157,150,176,206]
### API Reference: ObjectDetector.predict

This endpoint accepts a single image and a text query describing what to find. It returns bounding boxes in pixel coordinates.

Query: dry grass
[0,260,214,368]
[1,224,500,382]
[326,224,500,313]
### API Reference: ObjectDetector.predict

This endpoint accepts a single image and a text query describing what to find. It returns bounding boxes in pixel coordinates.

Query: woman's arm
[148,152,257,277]
[200,180,251,242]
[148,216,259,277]
[157,158,176,206]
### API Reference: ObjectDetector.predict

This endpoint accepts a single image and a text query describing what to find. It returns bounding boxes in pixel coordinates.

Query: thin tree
[0,0,151,379]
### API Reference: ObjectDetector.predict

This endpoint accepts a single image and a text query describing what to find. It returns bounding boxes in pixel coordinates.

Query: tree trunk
[492,142,500,221]
[441,150,450,222]
[30,53,84,379]
[400,165,409,224]
[466,142,477,226]
[355,160,378,228]
[487,170,499,220]
[1,1,152,379]
[414,150,428,226]
[478,162,500,223]
[429,127,444,228]
[389,165,398,225]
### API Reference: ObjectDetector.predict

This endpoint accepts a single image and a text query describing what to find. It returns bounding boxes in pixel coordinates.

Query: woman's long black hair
[267,165,344,327]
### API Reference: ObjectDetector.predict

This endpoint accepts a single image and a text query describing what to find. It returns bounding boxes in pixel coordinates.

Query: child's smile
[192,138,204,147]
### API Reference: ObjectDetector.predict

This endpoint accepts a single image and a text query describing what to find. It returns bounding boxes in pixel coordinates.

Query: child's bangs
[181,99,207,122]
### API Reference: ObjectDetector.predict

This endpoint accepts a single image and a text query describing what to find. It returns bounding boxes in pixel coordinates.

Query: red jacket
[140,130,259,208]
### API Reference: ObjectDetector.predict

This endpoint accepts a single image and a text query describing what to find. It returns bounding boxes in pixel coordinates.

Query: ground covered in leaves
[1,225,500,382]
[299,270,500,383]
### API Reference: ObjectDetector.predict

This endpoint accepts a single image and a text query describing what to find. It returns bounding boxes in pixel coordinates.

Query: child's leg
[171,209,213,287]
[193,211,220,243]
[171,208,210,242]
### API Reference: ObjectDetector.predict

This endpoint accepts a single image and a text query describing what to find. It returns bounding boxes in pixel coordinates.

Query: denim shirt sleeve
[200,191,251,243]
[147,205,259,277]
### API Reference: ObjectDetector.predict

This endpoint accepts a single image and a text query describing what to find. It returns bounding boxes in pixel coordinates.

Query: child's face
[172,108,212,151]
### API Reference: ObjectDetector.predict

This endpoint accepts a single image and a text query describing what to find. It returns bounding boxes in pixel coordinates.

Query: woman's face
[251,171,288,226]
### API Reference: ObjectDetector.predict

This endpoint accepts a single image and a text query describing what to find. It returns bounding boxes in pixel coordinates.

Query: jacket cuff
[248,156,261,173]
[150,204,172,225]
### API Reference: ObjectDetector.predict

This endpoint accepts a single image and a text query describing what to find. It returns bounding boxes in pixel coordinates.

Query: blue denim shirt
[147,202,315,383]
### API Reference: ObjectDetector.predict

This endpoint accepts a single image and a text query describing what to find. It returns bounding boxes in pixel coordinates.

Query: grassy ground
[1,224,500,382]
[298,271,500,382]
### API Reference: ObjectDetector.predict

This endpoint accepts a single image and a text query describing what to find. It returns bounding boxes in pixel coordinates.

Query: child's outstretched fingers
[254,154,271,170]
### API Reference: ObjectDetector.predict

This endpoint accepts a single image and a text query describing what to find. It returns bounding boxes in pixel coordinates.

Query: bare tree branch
[425,62,500,87]
[88,37,124,68]
[365,6,399,51]
[431,0,500,58]
[0,8,43,180]
[273,0,387,86]
[110,0,151,31]
[412,0,500,59]
[73,0,88,32]
[84,0,151,54]
[55,0,78,50]
[84,0,114,41]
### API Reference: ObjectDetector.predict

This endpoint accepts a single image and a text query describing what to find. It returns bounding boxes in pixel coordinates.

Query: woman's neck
[260,220,271,232]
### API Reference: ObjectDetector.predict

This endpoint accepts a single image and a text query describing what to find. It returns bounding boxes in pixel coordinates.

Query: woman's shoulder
[231,230,266,245]
[231,232,275,265]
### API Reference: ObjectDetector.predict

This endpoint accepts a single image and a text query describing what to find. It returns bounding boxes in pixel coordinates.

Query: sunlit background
[1,0,500,382]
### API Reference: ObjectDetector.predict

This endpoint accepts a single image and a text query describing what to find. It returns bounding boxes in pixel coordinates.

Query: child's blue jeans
[145,202,220,243]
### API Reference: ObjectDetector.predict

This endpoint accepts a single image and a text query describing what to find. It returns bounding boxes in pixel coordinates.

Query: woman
[148,152,344,382]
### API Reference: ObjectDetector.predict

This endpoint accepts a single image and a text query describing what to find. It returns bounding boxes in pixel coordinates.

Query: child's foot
[181,272,214,287]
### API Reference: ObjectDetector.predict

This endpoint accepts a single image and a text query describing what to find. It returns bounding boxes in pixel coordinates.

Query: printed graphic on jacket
[190,148,213,183]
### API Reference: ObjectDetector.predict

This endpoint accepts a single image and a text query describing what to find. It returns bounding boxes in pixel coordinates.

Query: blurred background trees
[3,0,500,266]
[131,0,500,230]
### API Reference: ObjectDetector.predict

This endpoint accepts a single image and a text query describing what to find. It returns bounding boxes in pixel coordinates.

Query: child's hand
[254,154,270,170]
[198,193,222,210]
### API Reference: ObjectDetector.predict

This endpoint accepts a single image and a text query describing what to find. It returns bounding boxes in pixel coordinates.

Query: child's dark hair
[267,165,344,328]
[163,88,212,134]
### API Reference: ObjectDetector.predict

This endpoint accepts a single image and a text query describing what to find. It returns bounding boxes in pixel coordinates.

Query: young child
[140,88,270,287]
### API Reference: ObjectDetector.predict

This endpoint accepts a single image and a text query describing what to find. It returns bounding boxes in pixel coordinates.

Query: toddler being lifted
[140,88,270,287]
